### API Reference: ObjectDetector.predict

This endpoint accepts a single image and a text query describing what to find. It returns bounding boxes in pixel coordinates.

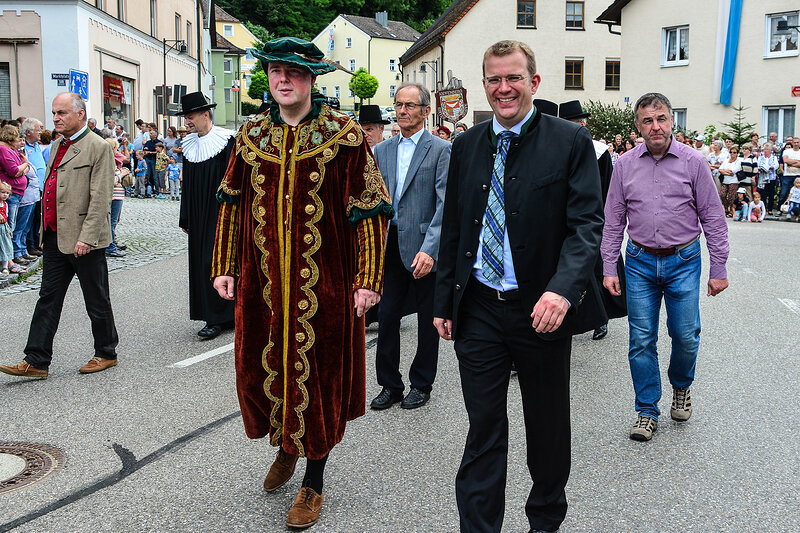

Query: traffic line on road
[778,298,800,315]
[741,267,756,275]
[170,343,234,368]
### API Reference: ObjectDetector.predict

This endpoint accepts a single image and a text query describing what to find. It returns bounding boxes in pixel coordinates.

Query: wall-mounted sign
[51,73,69,86]
[792,86,800,97]
[69,69,88,99]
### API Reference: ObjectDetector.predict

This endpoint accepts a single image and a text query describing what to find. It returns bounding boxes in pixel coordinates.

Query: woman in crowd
[718,144,742,217]
[757,143,779,214]
[624,138,635,152]
[708,140,724,185]
[0,125,30,274]
[11,133,39,266]
[739,143,758,198]
[613,133,624,153]
[164,126,179,160]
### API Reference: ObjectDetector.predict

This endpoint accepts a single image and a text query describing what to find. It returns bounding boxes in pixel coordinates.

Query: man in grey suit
[370,83,451,410]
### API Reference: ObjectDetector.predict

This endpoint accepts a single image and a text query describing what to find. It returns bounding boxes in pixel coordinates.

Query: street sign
[69,69,88,99]
[792,86,800,97]
[51,73,69,86]
[166,103,182,116]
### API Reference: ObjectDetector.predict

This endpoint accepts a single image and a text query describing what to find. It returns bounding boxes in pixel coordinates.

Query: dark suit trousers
[454,278,571,533]
[375,226,440,393]
[24,231,119,370]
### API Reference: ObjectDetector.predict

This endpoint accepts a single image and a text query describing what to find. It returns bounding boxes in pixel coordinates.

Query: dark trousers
[760,180,776,212]
[375,226,439,393]
[24,231,119,370]
[454,278,571,533]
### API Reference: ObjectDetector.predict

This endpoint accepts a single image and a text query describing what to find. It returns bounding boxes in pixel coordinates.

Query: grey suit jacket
[373,128,451,272]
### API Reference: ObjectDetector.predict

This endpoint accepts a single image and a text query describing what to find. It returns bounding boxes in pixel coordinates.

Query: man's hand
[74,241,91,257]
[530,291,569,333]
[603,276,622,296]
[410,251,434,279]
[353,288,380,317]
[707,278,729,296]
[433,317,453,341]
[213,276,235,300]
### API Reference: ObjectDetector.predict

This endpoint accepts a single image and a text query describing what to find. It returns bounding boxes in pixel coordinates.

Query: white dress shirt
[472,107,535,291]
[395,127,425,203]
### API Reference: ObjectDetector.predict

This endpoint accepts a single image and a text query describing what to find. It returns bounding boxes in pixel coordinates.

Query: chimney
[375,11,389,28]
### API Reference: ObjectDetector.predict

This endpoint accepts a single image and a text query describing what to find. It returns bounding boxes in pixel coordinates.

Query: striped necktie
[481,130,515,284]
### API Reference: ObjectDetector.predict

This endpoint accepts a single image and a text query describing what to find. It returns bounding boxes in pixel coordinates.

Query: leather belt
[630,236,699,257]
[469,277,521,302]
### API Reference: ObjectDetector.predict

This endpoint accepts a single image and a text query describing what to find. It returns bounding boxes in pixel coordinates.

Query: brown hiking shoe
[263,448,299,492]
[286,486,323,529]
[630,415,658,441]
[79,357,118,374]
[671,388,692,421]
[0,361,48,379]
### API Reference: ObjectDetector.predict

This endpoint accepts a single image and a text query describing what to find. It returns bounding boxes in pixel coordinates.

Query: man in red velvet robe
[211,37,392,530]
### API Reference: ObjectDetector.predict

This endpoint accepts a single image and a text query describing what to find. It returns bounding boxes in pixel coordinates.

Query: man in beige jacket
[0,92,119,380]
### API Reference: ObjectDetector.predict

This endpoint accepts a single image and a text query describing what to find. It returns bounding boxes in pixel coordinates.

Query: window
[150,0,157,38]
[565,59,583,89]
[348,88,353,98]
[224,88,232,103]
[334,86,340,97]
[566,1,584,29]
[223,24,233,37]
[175,14,181,40]
[517,0,535,27]
[662,26,689,66]
[346,37,352,48]
[117,0,125,21]
[95,0,105,9]
[389,85,396,97]
[186,22,192,55]
[224,58,233,73]
[672,109,687,132]
[766,12,799,57]
[321,86,327,96]
[605,60,620,90]
[349,59,356,72]
[763,106,796,139]
[389,59,396,72]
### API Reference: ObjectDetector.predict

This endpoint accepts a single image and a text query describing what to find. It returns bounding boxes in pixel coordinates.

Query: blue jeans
[106,199,123,252]
[5,192,21,233]
[625,239,702,420]
[12,202,35,257]
[778,175,797,206]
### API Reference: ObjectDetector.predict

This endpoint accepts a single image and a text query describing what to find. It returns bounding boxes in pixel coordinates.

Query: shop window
[566,1,584,29]
[766,12,799,57]
[662,26,689,66]
[565,59,583,89]
[605,60,620,90]
[518,0,535,28]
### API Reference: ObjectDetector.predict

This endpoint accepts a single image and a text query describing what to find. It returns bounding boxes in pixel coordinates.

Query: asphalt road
[1,217,798,532]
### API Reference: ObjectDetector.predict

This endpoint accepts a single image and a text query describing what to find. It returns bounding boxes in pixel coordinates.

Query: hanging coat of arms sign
[436,88,468,123]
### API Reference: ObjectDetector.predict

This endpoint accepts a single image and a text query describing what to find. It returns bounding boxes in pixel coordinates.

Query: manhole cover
[0,442,65,494]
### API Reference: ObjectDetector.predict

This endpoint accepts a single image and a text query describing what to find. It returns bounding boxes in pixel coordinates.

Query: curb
[0,257,42,290]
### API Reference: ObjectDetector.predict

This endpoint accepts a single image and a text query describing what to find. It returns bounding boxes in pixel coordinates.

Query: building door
[0,63,11,119]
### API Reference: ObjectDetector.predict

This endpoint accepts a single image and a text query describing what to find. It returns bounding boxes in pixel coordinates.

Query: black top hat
[358,105,389,125]
[558,100,590,121]
[176,91,217,116]
[533,99,558,117]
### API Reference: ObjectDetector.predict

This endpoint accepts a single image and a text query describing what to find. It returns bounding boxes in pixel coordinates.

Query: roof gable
[340,14,420,42]
[215,5,240,23]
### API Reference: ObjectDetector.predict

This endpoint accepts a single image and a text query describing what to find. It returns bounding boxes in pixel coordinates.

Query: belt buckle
[495,289,506,301]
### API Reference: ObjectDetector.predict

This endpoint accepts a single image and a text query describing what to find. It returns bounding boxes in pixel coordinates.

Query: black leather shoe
[401,388,430,409]
[370,387,403,410]
[198,324,223,340]
[592,324,608,340]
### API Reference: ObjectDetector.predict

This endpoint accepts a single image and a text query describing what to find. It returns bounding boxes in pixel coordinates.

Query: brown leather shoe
[79,357,118,374]
[0,361,48,379]
[286,487,323,529]
[263,448,299,492]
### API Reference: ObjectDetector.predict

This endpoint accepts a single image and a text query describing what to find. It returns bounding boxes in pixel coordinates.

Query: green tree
[244,21,272,47]
[349,67,378,104]
[720,100,757,147]
[248,70,270,101]
[584,100,636,142]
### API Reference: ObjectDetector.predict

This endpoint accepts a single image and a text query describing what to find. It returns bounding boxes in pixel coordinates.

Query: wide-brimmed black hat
[558,100,590,120]
[358,105,389,125]
[533,99,558,117]
[176,91,216,116]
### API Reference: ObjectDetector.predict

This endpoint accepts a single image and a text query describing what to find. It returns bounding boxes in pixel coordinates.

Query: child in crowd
[0,180,19,277]
[154,142,168,199]
[134,150,149,198]
[733,187,750,221]
[749,191,765,222]
[166,156,181,201]
[782,177,800,221]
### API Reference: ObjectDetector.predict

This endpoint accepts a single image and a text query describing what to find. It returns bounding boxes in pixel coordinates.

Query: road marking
[778,298,800,315]
[170,343,234,368]
[742,267,755,275]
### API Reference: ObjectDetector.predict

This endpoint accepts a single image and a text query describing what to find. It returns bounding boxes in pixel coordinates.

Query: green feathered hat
[252,37,343,76]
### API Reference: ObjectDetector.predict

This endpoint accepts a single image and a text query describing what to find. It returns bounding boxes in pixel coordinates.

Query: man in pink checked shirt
[600,92,729,442]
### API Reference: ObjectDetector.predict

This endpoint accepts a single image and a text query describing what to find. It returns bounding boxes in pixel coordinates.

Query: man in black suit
[433,41,604,532]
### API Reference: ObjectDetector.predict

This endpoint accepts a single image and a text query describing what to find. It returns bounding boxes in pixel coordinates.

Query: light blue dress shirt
[471,108,534,291]
[393,127,425,218]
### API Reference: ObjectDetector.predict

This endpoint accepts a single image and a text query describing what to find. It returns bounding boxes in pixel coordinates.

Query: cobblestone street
[1,198,186,295]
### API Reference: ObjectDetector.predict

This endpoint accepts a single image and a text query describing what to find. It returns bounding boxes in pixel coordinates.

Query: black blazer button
[473,219,480,225]
[455,284,462,291]
[511,210,519,215]
[465,251,473,257]
[481,184,488,191]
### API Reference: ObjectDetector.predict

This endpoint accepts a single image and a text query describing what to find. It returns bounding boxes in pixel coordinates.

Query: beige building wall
[620,0,799,139]
[369,38,407,107]
[0,10,45,121]
[404,0,621,126]
[215,19,259,104]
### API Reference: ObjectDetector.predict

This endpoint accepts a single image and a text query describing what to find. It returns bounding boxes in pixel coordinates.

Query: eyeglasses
[483,75,527,87]
[394,102,423,110]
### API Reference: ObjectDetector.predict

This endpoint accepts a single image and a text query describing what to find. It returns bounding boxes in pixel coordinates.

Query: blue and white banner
[713,0,742,105]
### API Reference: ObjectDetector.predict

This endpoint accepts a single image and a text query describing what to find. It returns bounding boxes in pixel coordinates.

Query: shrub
[584,100,636,142]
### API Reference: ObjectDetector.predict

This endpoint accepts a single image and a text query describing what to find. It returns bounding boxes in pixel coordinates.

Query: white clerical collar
[400,127,425,146]
[69,125,88,141]
[492,107,534,136]
[181,126,236,163]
